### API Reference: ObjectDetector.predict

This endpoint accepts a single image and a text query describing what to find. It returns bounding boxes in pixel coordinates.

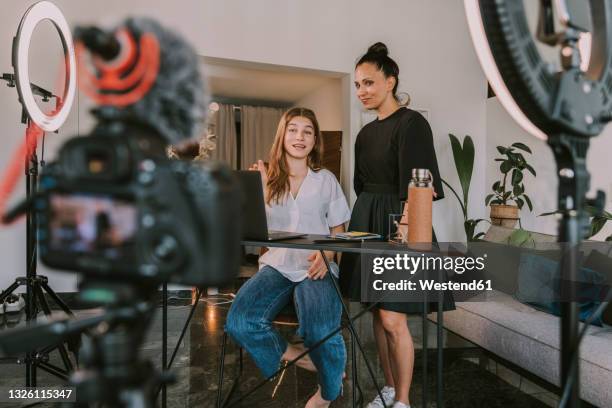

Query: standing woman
[339,43,449,408]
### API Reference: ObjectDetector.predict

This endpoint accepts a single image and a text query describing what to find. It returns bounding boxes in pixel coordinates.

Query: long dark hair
[356,42,400,101]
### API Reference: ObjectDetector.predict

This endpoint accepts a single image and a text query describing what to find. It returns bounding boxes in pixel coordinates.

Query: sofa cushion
[516,251,607,326]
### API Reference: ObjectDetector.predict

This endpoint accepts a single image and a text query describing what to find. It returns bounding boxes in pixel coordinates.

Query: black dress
[339,107,455,314]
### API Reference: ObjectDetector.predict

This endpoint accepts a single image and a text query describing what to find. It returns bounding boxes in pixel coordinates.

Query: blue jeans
[225,265,346,401]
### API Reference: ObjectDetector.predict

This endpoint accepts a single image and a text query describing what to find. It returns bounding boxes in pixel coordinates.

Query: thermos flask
[407,168,433,243]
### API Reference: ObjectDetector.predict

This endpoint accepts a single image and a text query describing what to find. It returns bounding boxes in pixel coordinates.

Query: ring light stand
[0,1,77,386]
[465,1,612,406]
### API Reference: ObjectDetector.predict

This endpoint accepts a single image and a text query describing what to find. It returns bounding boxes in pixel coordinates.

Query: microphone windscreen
[74,26,121,61]
[84,17,207,145]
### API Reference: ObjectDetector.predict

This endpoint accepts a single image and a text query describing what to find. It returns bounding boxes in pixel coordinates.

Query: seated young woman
[225,107,350,407]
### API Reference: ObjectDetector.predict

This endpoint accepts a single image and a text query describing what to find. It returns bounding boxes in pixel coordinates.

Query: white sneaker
[5,294,25,313]
[392,402,411,408]
[366,386,395,408]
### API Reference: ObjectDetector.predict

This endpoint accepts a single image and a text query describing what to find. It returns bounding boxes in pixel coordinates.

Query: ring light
[13,1,76,132]
[464,0,612,140]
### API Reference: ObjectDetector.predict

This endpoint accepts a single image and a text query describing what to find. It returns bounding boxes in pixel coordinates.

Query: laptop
[236,171,306,241]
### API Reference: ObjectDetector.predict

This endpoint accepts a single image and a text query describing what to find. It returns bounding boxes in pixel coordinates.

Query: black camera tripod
[0,73,77,384]
[0,281,172,408]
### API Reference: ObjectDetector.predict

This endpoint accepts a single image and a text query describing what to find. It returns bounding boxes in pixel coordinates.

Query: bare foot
[283,344,317,372]
[305,387,330,408]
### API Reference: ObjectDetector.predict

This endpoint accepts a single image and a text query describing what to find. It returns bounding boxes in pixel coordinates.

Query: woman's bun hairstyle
[356,42,400,100]
[367,42,389,56]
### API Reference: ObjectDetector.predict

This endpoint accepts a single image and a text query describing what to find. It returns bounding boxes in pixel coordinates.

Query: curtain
[210,103,238,169]
[240,105,285,169]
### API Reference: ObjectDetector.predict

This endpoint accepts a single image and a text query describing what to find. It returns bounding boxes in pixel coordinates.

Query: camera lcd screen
[48,194,137,260]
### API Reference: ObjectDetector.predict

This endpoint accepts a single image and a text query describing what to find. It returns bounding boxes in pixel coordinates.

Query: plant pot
[490,204,519,228]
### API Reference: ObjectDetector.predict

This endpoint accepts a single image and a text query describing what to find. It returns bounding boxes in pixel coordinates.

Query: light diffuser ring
[13,1,76,132]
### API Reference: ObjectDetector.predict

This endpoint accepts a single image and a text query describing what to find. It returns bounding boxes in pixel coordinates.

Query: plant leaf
[507,229,533,247]
[464,220,475,240]
[493,181,501,192]
[524,164,536,176]
[516,197,524,209]
[511,142,532,153]
[497,146,507,155]
[606,235,612,242]
[485,194,495,206]
[465,218,489,242]
[500,161,512,173]
[449,134,474,210]
[523,194,533,211]
[539,210,562,216]
[441,178,467,218]
[507,151,518,164]
[511,169,523,185]
[590,216,607,238]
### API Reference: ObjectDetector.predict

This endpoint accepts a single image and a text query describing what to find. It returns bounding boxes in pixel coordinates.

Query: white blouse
[259,168,351,282]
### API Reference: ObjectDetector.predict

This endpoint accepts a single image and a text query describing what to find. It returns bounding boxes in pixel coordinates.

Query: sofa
[428,225,612,407]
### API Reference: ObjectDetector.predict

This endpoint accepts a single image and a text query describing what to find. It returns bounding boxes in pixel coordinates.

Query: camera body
[36,120,242,287]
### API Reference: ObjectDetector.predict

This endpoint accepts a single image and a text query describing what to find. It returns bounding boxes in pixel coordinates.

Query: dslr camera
[35,116,242,287]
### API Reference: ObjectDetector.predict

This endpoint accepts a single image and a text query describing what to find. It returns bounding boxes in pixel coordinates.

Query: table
[161,235,447,408]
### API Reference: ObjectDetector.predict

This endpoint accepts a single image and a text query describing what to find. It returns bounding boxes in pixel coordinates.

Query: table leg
[320,251,387,408]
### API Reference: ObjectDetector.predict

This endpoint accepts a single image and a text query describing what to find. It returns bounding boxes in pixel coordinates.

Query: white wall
[0,0,488,292]
[486,97,612,240]
[294,78,343,131]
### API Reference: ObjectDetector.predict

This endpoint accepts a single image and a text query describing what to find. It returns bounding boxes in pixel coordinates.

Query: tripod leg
[162,283,168,408]
[437,284,444,408]
[217,332,228,408]
[40,280,81,360]
[351,332,356,407]
[26,281,37,387]
[422,296,428,408]
[320,252,387,408]
[356,376,364,406]
[34,284,74,372]
[168,288,203,368]
[0,281,21,303]
[41,281,74,317]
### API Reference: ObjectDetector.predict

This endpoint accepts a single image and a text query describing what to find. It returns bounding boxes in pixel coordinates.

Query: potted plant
[485,142,535,228]
[441,134,488,241]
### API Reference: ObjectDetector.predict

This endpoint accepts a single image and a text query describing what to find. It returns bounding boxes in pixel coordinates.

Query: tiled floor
[0,289,556,408]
